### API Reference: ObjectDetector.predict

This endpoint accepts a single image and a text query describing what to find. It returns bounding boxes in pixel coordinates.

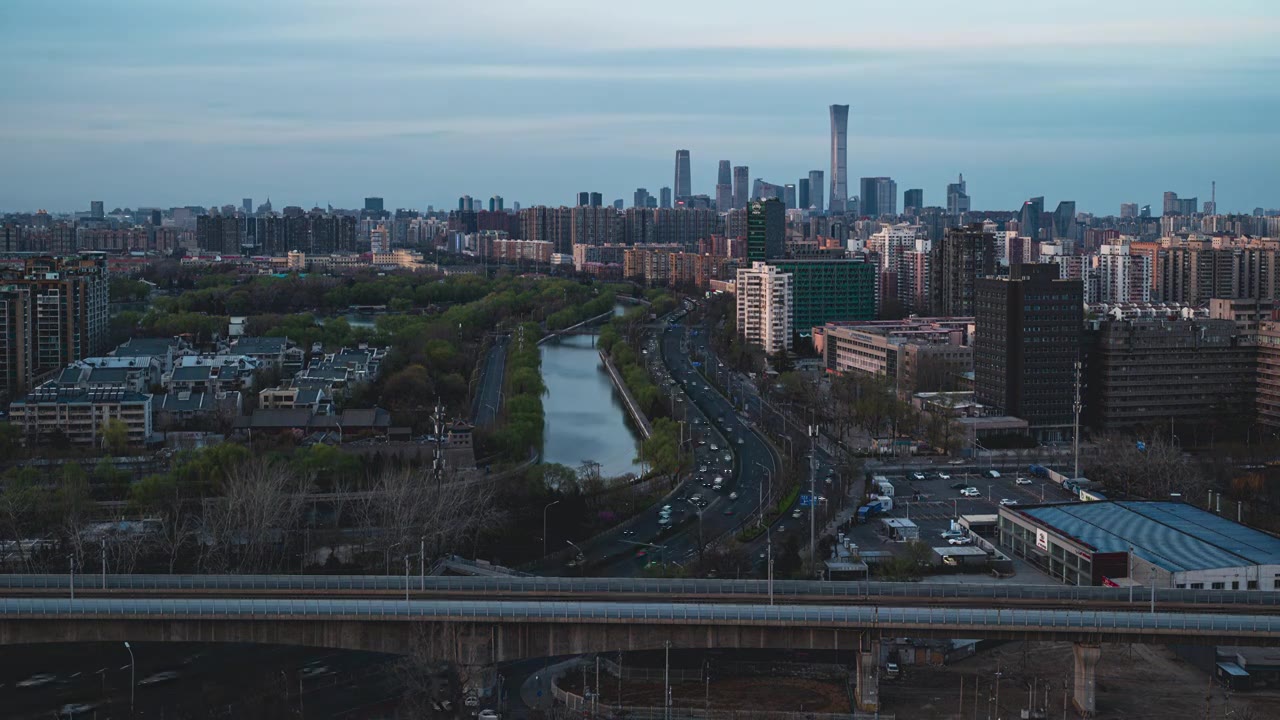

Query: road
[472,335,509,427]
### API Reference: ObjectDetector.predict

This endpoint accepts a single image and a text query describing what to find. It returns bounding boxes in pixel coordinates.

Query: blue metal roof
[1021,501,1280,573]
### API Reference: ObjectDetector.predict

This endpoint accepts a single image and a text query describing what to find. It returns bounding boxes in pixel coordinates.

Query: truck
[1028,464,1049,478]
[856,502,884,523]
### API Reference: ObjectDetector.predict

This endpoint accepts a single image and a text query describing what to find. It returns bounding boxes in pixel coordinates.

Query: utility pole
[664,641,671,720]
[1073,360,1082,481]
[809,424,818,573]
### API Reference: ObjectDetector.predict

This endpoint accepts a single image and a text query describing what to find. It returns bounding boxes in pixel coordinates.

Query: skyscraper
[859,177,897,217]
[829,105,849,213]
[1019,196,1045,239]
[90,201,104,219]
[590,192,603,208]
[242,198,253,216]
[808,170,825,213]
[797,179,810,211]
[718,160,732,187]
[1120,203,1139,218]
[904,189,923,213]
[747,198,785,263]
[716,183,733,212]
[490,195,504,212]
[577,192,590,207]
[674,150,691,200]
[783,184,797,210]
[946,174,970,215]
[732,166,750,210]
[660,187,672,209]
[364,197,384,213]
[634,188,651,209]
[1052,201,1076,239]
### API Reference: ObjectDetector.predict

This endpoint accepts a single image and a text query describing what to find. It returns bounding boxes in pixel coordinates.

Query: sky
[2,0,1279,215]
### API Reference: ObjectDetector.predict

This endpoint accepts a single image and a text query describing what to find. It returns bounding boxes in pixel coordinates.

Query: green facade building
[766,259,877,337]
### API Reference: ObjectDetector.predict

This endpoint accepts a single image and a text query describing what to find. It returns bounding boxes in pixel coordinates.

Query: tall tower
[733,166,750,210]
[674,149,691,200]
[829,105,849,213]
[808,170,825,213]
[718,160,731,187]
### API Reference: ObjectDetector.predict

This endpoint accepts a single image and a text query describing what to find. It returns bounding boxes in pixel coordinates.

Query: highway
[6,575,1279,614]
[472,334,509,427]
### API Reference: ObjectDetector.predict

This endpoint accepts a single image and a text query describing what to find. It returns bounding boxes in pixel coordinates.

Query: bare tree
[360,470,504,569]
[197,459,309,572]
[1088,434,1208,500]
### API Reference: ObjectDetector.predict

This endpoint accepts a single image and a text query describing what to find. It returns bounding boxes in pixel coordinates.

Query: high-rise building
[1120,203,1139,219]
[765,259,878,335]
[718,160,732,187]
[590,192,602,208]
[715,183,733,212]
[808,170,825,214]
[736,262,793,355]
[674,149,691,200]
[859,177,897,217]
[241,198,253,216]
[490,196,504,212]
[732,166,750,210]
[946,174,970,215]
[1093,243,1152,304]
[1019,196,1045,240]
[369,223,390,253]
[931,223,997,316]
[1052,201,1077,240]
[797,179,810,211]
[829,104,849,213]
[570,206,619,247]
[974,264,1083,439]
[746,198,785,263]
[660,187,672,209]
[0,256,109,396]
[634,188,651,209]
[783,184,797,210]
[577,192,590,207]
[613,199,624,210]
[364,197,384,213]
[89,201,104,219]
[904,189,923,213]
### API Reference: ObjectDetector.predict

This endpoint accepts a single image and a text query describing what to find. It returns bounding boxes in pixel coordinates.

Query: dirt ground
[878,642,1280,720]
[559,673,850,714]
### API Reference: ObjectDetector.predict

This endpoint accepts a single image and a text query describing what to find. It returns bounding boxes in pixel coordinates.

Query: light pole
[754,462,772,526]
[542,500,561,557]
[68,554,75,601]
[123,642,135,717]
[683,499,704,563]
[808,425,818,574]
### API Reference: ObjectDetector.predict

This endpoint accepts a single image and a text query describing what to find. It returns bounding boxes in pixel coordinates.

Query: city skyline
[2,0,1278,213]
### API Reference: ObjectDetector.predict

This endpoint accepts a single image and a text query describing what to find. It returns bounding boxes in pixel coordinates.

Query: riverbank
[599,349,653,440]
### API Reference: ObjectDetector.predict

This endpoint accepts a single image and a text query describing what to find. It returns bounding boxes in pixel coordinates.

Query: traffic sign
[800,493,814,507]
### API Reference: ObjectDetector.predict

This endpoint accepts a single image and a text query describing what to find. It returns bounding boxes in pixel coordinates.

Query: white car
[948,537,974,546]
[987,470,1001,479]
[792,509,802,519]
[940,529,964,539]
[1015,477,1033,486]
[999,498,1019,506]
[937,472,951,480]
[911,472,926,481]
[960,487,980,497]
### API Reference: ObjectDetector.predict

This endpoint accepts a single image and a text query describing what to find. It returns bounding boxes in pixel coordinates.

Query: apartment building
[736,262,793,355]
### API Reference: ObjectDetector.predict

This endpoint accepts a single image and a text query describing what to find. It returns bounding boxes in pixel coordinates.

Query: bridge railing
[2,574,1278,609]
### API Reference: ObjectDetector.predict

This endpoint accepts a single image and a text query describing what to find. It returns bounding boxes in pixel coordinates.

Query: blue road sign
[800,493,814,507]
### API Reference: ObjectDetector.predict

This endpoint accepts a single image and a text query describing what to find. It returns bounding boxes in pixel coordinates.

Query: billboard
[1035,528,1049,551]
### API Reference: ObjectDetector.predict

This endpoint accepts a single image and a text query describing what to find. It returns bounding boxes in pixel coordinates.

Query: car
[737,438,745,445]
[139,671,180,686]
[948,459,965,465]
[937,472,951,480]
[824,477,832,484]
[940,530,963,539]
[987,470,1001,479]
[942,555,960,566]
[697,440,707,446]
[999,498,1019,506]
[1015,477,1033,485]
[792,509,802,519]
[949,482,969,490]
[777,525,786,532]
[948,537,974,546]
[960,487,980,497]
[658,516,672,526]
[622,530,635,537]
[479,710,500,720]
[59,704,97,717]
[701,481,712,487]
[710,445,719,451]
[729,492,738,500]
[724,454,732,462]
[912,472,926,481]
[699,466,708,473]
[723,508,735,516]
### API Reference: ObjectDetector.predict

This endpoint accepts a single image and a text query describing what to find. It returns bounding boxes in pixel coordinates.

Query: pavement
[472,335,509,427]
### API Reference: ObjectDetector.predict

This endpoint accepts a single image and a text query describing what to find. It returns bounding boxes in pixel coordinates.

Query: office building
[1019,196,1045,240]
[577,192,590,207]
[718,160,732,187]
[1083,316,1253,431]
[797,179,810,211]
[859,177,897,217]
[660,187,672,209]
[590,192,602,208]
[1053,201,1077,240]
[783,184,797,210]
[736,262,793,355]
[241,198,253,216]
[808,170,825,214]
[89,201,104,219]
[674,150,691,200]
[0,256,110,396]
[904,189,923,213]
[1121,203,1139,218]
[931,223,997,316]
[974,264,1083,439]
[766,259,878,336]
[814,318,973,393]
[829,104,849,213]
[999,501,1280,590]
[364,197,384,213]
[746,199,785,263]
[733,166,750,210]
[946,174,970,215]
[1163,191,1199,217]
[634,188,651,209]
[489,195,504,212]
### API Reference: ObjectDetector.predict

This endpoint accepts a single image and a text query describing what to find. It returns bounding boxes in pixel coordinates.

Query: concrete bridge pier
[854,651,879,712]
[1071,642,1101,718]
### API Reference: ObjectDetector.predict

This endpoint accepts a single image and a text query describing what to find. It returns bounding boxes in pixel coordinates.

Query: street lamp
[68,554,75,601]
[542,500,561,557]
[683,499,704,563]
[754,461,773,526]
[123,642,135,716]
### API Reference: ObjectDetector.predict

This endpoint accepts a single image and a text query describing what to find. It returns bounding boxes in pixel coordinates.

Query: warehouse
[998,501,1280,590]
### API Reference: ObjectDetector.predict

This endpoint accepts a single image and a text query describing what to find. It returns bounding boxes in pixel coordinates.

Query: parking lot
[839,464,1079,576]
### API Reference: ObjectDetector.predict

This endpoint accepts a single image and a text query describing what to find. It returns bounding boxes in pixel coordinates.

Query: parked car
[948,536,974,546]
[999,498,1019,506]
[960,487,980,497]
[940,529,964,539]
[987,470,1001,478]
[937,472,951,480]
[912,472,927,481]
[1015,477,1033,486]
[949,482,969,490]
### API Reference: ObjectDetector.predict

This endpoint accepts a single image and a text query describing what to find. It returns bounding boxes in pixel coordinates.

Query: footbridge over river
[3,576,1278,717]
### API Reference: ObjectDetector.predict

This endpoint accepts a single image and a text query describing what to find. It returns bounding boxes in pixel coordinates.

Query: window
[1211,582,1225,590]
[1232,581,1240,590]
[1248,581,1258,590]
[1190,583,1204,589]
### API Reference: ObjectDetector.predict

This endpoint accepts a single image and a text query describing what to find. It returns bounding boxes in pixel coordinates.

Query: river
[539,327,644,480]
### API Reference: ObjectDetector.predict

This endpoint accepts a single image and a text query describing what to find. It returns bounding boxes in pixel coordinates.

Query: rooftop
[1017,501,1280,573]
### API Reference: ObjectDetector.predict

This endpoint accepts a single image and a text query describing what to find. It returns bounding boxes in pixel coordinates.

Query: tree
[101,419,130,455]
[197,459,308,573]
